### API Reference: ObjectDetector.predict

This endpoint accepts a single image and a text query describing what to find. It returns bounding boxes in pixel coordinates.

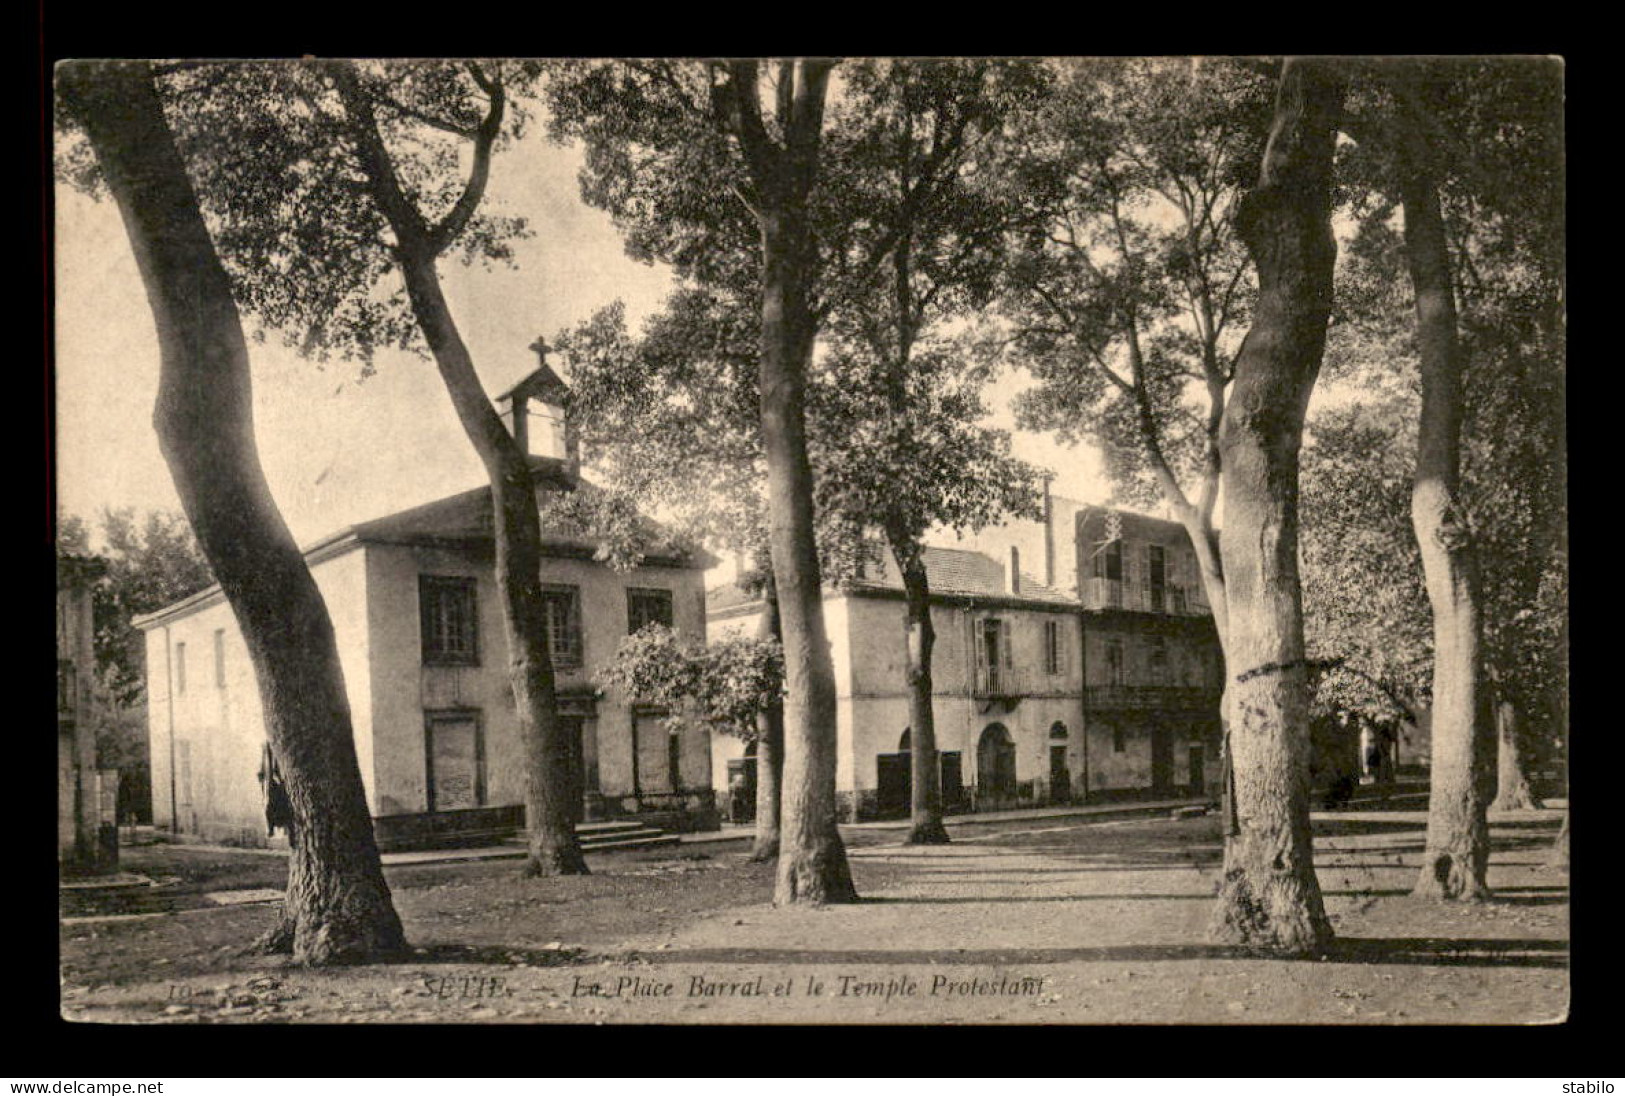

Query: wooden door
[877,753,911,818]
[1150,720,1174,794]
[1049,745,1071,804]
[427,714,482,811]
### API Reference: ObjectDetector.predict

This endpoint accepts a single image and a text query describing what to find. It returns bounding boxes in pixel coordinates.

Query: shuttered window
[542,585,583,668]
[1044,619,1067,676]
[420,576,479,666]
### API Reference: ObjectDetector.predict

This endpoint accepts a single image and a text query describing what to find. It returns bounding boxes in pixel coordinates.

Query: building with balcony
[135,357,718,851]
[1074,507,1224,796]
[709,544,1084,821]
[707,497,1226,820]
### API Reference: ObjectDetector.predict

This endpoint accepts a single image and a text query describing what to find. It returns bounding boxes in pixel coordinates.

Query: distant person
[258,742,295,840]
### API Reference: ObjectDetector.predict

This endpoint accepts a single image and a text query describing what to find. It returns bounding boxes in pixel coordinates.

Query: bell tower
[495,337,580,483]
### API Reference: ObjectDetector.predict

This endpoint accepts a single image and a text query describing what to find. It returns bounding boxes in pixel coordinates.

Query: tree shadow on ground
[896,864,1217,876]
[618,936,1567,970]
[1312,819,1432,838]
[399,943,598,966]
[859,893,1213,904]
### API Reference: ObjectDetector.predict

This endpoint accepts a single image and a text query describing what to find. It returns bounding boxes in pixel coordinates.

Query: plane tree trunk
[759,198,857,904]
[715,60,857,905]
[750,576,785,862]
[1206,59,1344,956]
[332,63,587,877]
[1396,77,1491,901]
[60,61,407,964]
[1490,686,1541,812]
[892,532,950,846]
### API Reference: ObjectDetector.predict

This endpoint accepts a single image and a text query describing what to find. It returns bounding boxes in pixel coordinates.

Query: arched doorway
[1048,722,1071,805]
[977,723,1017,809]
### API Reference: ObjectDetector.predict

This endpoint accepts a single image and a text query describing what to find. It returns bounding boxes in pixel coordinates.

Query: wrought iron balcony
[1083,684,1221,712]
[971,666,1036,698]
[1081,577,1211,617]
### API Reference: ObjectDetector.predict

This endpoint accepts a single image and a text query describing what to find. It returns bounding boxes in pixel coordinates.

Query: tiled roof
[707,545,1074,614]
[344,464,708,569]
[137,469,709,630]
[854,545,1075,604]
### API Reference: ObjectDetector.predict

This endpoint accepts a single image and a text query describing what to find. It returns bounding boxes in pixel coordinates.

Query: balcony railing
[1082,577,1210,617]
[1084,684,1222,712]
[971,665,1038,698]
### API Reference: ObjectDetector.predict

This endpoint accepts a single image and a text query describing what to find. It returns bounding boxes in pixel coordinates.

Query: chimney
[1008,546,1021,595]
[1042,475,1055,588]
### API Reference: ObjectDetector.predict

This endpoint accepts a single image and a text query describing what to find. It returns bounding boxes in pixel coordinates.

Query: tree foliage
[87,61,543,368]
[1308,56,1565,753]
[597,624,783,742]
[56,508,214,708]
[1002,58,1274,513]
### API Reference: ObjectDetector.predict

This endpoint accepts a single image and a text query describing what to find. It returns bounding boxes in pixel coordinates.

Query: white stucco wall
[366,542,709,816]
[146,535,711,840]
[144,545,373,843]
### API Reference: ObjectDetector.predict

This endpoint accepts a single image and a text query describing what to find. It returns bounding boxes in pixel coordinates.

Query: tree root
[774,841,860,906]
[1490,787,1543,813]
[1412,851,1490,901]
[1208,869,1333,956]
[523,844,591,877]
[249,918,295,957]
[903,818,952,846]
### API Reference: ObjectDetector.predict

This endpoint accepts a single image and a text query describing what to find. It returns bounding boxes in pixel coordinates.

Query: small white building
[709,545,1085,821]
[135,362,717,850]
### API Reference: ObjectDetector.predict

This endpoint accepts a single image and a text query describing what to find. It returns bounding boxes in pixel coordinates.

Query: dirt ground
[59,807,1567,1025]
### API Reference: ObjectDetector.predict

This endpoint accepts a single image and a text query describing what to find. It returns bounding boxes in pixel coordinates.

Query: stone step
[574,820,650,835]
[578,827,668,847]
[501,822,673,851]
[579,834,682,853]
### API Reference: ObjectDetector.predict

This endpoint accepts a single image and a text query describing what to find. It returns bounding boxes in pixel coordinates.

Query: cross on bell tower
[496,337,579,483]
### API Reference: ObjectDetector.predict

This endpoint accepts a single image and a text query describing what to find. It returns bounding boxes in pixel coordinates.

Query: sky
[52,109,1112,565]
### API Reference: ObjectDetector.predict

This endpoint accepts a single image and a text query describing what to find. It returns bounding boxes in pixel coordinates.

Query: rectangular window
[1112,723,1126,753]
[668,729,684,793]
[1148,545,1167,612]
[213,629,226,689]
[175,642,187,694]
[420,575,479,666]
[1044,619,1066,676]
[976,618,1012,692]
[542,585,583,668]
[627,587,675,634]
[1094,539,1123,582]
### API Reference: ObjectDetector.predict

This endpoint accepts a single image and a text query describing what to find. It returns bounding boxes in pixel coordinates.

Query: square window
[420,576,479,666]
[627,588,674,634]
